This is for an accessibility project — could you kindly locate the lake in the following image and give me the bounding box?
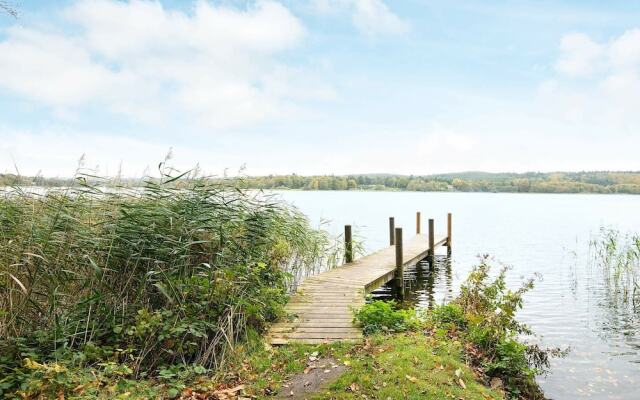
[274,190,640,400]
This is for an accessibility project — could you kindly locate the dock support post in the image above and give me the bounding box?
[389,217,395,246]
[428,218,435,268]
[345,225,353,263]
[395,227,404,298]
[447,213,452,255]
[416,212,421,234]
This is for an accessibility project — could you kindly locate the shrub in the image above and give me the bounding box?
[353,300,419,335]
[428,256,564,399]
[429,303,466,329]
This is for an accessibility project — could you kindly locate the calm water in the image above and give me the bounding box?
[275,191,640,400]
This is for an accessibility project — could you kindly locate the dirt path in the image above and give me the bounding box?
[276,356,346,399]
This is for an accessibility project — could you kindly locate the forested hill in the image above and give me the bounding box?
[3,171,640,194]
[233,172,640,194]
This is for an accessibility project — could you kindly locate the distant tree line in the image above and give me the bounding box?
[4,171,640,194]
[232,172,640,194]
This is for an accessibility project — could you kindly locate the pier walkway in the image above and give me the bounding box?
[268,213,452,344]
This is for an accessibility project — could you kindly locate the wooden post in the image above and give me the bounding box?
[428,218,435,266]
[395,227,404,298]
[345,225,353,263]
[389,217,395,246]
[395,227,403,268]
[447,213,452,251]
[416,212,421,234]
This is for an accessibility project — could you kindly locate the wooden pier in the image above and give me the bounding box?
[268,213,452,344]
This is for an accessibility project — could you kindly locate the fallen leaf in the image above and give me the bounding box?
[490,377,503,390]
[406,375,418,383]
[458,379,466,389]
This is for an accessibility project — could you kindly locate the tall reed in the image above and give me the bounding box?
[589,227,640,305]
[0,167,341,378]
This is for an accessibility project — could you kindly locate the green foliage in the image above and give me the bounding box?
[427,256,564,399]
[229,171,640,194]
[429,303,466,329]
[353,300,419,335]
[8,171,640,194]
[0,165,342,398]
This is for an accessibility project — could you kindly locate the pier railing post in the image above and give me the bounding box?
[345,225,353,263]
[389,217,395,246]
[428,218,435,267]
[416,212,421,234]
[447,213,452,254]
[395,227,404,298]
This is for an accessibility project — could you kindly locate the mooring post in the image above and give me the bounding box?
[395,227,404,298]
[389,217,395,246]
[345,225,353,263]
[416,212,421,234]
[447,213,452,254]
[428,218,435,267]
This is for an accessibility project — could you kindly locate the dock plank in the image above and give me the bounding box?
[268,233,447,344]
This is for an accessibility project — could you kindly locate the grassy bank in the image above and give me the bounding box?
[1,168,557,399]
[221,332,504,399]
[183,259,557,400]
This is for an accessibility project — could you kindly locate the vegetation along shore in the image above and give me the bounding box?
[1,170,561,399]
[3,171,640,194]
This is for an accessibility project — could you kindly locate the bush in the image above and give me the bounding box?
[429,303,466,329]
[427,256,564,399]
[353,300,419,335]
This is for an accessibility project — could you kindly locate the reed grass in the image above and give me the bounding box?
[590,227,640,305]
[0,165,343,385]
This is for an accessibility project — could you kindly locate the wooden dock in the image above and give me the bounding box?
[268,213,452,344]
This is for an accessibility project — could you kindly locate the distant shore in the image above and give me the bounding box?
[3,170,640,195]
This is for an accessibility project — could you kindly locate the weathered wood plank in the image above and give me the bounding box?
[270,332,363,339]
[269,327,362,334]
[267,233,447,344]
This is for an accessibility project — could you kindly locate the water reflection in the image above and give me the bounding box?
[369,255,454,309]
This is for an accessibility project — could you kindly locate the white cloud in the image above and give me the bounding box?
[0,0,330,129]
[351,0,409,36]
[313,0,408,36]
[546,28,640,130]
[555,32,603,77]
[0,27,118,107]
[608,28,640,69]
[0,130,230,177]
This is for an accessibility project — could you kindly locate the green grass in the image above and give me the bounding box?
[315,333,502,400]
[195,332,503,399]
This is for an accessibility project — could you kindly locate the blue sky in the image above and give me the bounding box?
[1,0,639,177]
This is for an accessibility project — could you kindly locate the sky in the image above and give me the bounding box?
[0,0,639,177]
